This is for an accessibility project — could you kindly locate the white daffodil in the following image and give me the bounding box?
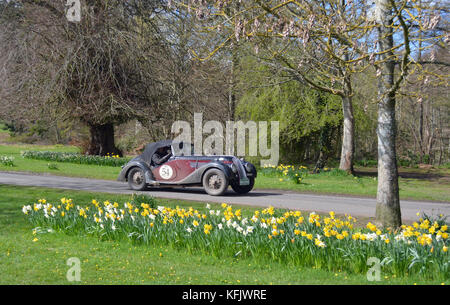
[186,227,192,233]
[206,203,211,209]
[22,206,30,214]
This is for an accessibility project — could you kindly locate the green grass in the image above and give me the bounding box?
[255,173,450,202]
[0,144,120,180]
[0,184,446,285]
[1,144,449,202]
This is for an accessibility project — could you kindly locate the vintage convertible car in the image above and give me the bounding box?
[117,140,257,196]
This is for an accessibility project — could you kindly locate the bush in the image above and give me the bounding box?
[47,163,59,170]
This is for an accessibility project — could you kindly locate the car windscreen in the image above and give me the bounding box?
[171,142,194,156]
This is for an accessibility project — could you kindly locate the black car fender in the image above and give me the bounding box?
[117,160,154,183]
[197,162,233,182]
[243,161,257,178]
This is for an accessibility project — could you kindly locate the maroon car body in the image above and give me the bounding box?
[118,140,257,196]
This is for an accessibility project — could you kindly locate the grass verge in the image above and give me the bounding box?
[1,184,447,285]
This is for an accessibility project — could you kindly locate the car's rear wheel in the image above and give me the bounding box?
[127,167,147,191]
[231,177,255,194]
[202,168,228,196]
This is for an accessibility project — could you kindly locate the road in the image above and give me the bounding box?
[0,171,448,221]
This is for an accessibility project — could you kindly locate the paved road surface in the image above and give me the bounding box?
[0,171,448,221]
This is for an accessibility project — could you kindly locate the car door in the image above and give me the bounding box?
[152,156,198,182]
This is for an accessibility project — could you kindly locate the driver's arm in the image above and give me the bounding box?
[152,151,171,166]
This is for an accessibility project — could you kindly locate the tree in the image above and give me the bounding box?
[1,0,171,155]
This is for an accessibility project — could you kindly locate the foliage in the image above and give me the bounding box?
[47,163,59,170]
[237,66,342,164]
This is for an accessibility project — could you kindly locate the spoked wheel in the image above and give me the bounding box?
[127,167,147,191]
[202,168,229,196]
[230,177,255,194]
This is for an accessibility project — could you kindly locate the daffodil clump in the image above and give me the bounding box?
[21,151,129,167]
[0,155,14,166]
[261,164,311,184]
[23,199,449,280]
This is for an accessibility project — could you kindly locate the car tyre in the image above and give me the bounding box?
[127,167,147,191]
[202,168,229,196]
[230,176,255,194]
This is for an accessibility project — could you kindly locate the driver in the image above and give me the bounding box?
[152,146,172,166]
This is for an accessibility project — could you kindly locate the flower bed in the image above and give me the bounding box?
[23,198,449,280]
[21,151,130,167]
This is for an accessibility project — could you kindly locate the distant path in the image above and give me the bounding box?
[1,171,448,221]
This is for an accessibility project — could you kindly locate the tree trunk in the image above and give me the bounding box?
[87,123,122,157]
[376,95,401,228]
[375,0,401,228]
[339,94,354,173]
[228,41,237,121]
[314,122,333,173]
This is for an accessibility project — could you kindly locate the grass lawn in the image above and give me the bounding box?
[0,144,120,180]
[256,173,450,202]
[0,184,445,285]
[1,143,449,202]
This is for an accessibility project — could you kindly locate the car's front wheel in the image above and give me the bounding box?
[231,177,255,194]
[127,167,147,191]
[202,168,229,196]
